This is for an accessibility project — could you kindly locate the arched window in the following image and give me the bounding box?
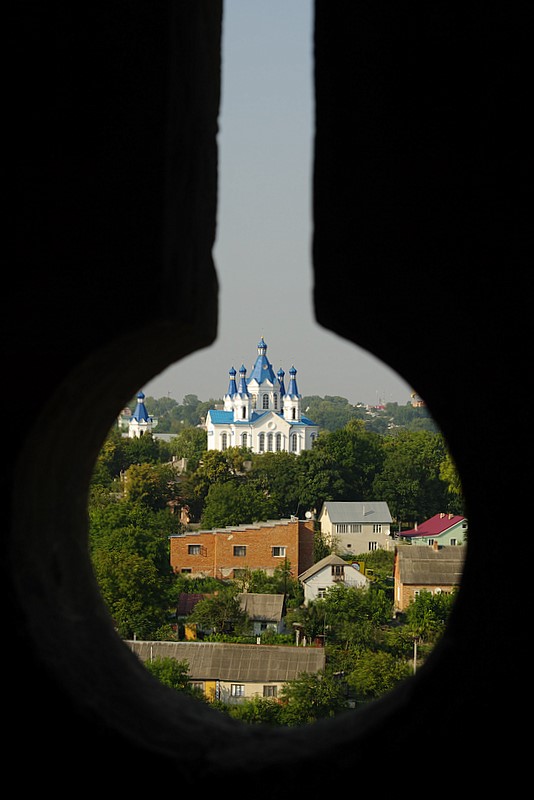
[291,433,298,452]
[292,408,296,420]
[241,433,247,448]
[274,394,278,409]
[259,433,265,452]
[262,394,269,409]
[242,405,247,419]
[221,433,228,451]
[275,433,282,451]
[267,433,273,451]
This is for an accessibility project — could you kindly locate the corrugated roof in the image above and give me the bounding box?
[321,501,392,524]
[238,593,285,622]
[397,545,466,585]
[126,641,325,682]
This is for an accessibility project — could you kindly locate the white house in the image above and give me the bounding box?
[205,337,318,454]
[299,554,371,605]
[319,501,393,554]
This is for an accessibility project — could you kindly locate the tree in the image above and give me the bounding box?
[346,650,411,702]
[200,479,277,529]
[92,549,170,639]
[310,419,385,501]
[189,586,249,635]
[222,696,283,725]
[167,426,207,471]
[279,672,347,726]
[440,450,464,510]
[372,429,449,525]
[405,589,458,643]
[89,500,176,576]
[249,451,301,518]
[144,657,203,698]
[318,584,392,650]
[295,445,346,514]
[123,462,179,511]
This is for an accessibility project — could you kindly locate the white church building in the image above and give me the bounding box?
[127,391,158,438]
[205,338,319,455]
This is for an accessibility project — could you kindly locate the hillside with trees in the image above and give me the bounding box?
[135,392,439,435]
[88,396,463,723]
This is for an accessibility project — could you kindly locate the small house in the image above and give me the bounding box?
[394,544,466,612]
[238,593,286,635]
[127,640,325,704]
[400,513,467,547]
[299,554,371,605]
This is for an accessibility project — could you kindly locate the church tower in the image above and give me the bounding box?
[128,391,156,437]
[283,366,302,422]
[205,337,318,454]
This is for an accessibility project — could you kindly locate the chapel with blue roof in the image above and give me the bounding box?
[205,338,319,454]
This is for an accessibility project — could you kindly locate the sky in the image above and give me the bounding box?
[144,1,413,407]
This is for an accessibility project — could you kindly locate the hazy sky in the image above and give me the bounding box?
[144,1,413,407]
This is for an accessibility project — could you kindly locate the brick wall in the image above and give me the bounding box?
[170,519,315,579]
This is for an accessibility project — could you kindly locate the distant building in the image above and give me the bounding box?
[205,337,318,454]
[319,501,394,553]
[126,391,158,438]
[400,513,467,547]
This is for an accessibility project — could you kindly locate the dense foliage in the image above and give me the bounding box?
[88,395,463,723]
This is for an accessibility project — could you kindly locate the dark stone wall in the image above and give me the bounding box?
[8,2,527,791]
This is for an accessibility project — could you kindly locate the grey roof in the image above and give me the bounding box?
[238,593,285,622]
[126,641,325,682]
[298,553,347,582]
[397,546,466,586]
[321,501,392,524]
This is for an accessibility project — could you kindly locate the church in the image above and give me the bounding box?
[205,338,319,455]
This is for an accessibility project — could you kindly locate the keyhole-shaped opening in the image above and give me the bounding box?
[87,2,465,726]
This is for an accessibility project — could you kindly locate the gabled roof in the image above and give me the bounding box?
[238,593,285,622]
[127,641,325,682]
[298,553,347,581]
[320,501,392,524]
[402,513,466,538]
[396,545,465,586]
[176,593,206,617]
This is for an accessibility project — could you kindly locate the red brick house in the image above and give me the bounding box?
[170,518,315,580]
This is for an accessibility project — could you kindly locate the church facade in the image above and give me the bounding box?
[205,338,318,455]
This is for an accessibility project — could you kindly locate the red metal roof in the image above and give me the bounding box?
[402,513,465,538]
